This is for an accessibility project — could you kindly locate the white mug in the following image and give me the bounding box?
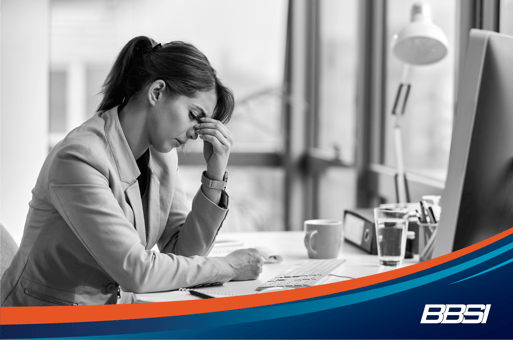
[304,219,343,259]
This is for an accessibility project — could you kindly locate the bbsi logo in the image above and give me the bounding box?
[420,304,491,324]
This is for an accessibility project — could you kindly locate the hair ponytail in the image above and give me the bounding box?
[97,36,234,124]
[98,36,156,111]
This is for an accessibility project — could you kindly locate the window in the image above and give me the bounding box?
[180,166,284,232]
[500,0,513,34]
[86,65,109,118]
[318,0,357,163]
[384,0,456,181]
[316,0,358,218]
[49,70,67,135]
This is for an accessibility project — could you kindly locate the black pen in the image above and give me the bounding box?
[188,289,215,299]
[415,209,422,223]
[428,206,437,224]
[419,201,428,222]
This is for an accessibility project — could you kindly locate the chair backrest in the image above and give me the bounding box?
[1,223,19,279]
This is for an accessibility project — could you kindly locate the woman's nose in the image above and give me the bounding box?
[186,126,198,140]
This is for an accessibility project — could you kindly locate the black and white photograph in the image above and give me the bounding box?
[2,1,513,338]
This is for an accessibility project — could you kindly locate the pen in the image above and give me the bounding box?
[415,210,423,223]
[261,255,283,264]
[188,289,215,299]
[419,201,428,223]
[427,206,437,224]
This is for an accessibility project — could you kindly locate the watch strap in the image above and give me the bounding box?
[201,171,228,190]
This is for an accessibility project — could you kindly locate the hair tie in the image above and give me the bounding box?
[151,43,162,52]
[142,43,161,57]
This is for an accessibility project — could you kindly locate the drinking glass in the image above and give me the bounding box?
[374,207,410,266]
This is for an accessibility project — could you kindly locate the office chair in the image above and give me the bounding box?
[1,223,18,279]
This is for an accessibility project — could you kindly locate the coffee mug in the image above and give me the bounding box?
[304,219,343,259]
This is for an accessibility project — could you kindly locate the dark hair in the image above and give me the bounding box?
[98,36,234,124]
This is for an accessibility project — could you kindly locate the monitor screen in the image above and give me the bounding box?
[434,29,513,257]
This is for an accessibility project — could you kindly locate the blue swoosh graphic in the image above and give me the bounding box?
[451,257,513,284]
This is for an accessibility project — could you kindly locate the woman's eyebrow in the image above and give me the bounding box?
[190,111,203,124]
[192,105,207,118]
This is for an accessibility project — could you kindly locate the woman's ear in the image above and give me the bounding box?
[148,80,166,106]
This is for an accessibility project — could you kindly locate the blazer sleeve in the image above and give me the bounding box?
[157,166,229,256]
[47,143,234,293]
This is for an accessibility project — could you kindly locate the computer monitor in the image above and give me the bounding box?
[433,29,513,258]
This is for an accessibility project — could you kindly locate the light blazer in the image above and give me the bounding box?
[1,107,233,306]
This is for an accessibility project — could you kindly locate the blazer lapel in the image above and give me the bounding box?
[145,172,161,249]
[125,183,147,247]
[101,106,148,247]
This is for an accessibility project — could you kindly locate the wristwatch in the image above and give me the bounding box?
[201,171,228,190]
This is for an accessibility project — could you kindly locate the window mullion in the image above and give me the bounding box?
[482,0,500,31]
[283,0,311,230]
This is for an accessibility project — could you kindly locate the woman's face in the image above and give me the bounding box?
[147,89,217,153]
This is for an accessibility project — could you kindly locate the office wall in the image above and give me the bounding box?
[1,0,50,243]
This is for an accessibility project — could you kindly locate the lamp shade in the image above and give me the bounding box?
[391,2,448,65]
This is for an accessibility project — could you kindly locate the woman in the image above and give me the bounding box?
[1,36,263,306]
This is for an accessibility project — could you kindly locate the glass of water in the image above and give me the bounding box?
[374,207,410,266]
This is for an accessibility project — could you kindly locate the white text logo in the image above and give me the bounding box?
[420,304,491,324]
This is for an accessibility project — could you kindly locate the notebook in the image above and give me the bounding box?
[179,288,245,298]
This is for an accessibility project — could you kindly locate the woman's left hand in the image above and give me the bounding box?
[195,118,233,180]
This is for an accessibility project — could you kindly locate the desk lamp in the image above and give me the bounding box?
[390,2,448,205]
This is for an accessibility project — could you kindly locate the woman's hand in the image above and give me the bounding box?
[195,118,233,181]
[223,248,264,281]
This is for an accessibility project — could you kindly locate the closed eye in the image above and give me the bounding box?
[189,111,202,124]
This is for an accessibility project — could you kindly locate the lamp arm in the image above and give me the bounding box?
[391,64,412,205]
[394,118,407,205]
[392,64,412,115]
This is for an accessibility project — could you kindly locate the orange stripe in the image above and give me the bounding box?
[2,227,512,325]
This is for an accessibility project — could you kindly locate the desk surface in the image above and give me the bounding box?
[133,231,418,303]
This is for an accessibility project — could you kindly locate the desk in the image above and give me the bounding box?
[133,231,418,303]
